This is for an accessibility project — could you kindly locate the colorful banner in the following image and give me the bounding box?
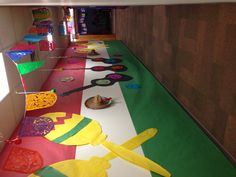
[6,50,33,61]
[17,60,45,75]
[10,43,36,51]
[32,8,50,21]
[23,34,43,43]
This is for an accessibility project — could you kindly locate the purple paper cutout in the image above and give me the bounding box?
[19,117,54,137]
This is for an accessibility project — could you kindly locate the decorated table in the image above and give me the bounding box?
[0,40,235,177]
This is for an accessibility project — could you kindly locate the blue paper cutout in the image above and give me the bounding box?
[23,34,43,42]
[6,50,33,61]
[126,83,141,89]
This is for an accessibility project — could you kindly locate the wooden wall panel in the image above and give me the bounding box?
[115,4,236,160]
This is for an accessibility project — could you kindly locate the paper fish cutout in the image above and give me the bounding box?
[29,128,163,177]
[23,34,43,42]
[6,50,33,61]
[40,112,171,177]
[10,43,36,51]
[26,91,57,111]
[39,40,56,51]
[19,117,54,137]
[17,60,45,75]
[3,146,43,174]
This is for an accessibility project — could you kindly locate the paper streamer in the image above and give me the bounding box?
[26,91,57,111]
[17,60,45,75]
[6,50,33,61]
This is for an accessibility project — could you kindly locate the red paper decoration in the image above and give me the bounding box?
[3,146,43,173]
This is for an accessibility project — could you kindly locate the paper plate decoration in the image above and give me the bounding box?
[29,128,168,177]
[37,112,170,177]
[85,95,112,109]
[6,50,33,61]
[60,76,74,82]
[19,117,54,137]
[17,60,45,75]
[10,43,36,51]
[3,146,43,174]
[60,73,133,96]
[23,34,43,42]
[26,91,57,111]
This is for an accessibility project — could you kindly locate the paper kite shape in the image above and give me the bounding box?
[3,146,43,174]
[17,60,45,75]
[23,34,43,42]
[19,117,54,137]
[29,128,160,177]
[10,43,36,51]
[39,112,171,177]
[6,50,33,61]
[26,91,57,111]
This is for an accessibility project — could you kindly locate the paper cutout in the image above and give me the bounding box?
[26,91,57,111]
[29,27,49,36]
[10,43,36,51]
[32,8,50,21]
[29,128,157,177]
[17,60,45,75]
[6,50,33,61]
[19,117,54,137]
[126,83,141,89]
[23,34,43,42]
[37,112,171,177]
[33,20,52,26]
[91,57,122,64]
[3,146,43,174]
[60,73,133,96]
[39,40,56,51]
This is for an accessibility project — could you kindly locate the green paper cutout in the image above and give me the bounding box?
[17,60,45,75]
[53,117,92,143]
[35,166,67,177]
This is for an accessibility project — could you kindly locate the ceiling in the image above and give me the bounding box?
[0,0,234,6]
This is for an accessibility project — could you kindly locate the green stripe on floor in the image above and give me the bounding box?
[105,40,236,177]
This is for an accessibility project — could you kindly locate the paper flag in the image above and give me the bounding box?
[26,91,57,111]
[6,50,33,61]
[17,60,45,75]
[19,117,54,137]
[3,146,43,174]
[10,43,36,51]
[39,40,56,51]
[23,34,43,42]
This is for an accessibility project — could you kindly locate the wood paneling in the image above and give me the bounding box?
[115,4,236,160]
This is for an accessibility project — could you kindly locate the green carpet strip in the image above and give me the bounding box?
[35,166,67,177]
[53,118,92,143]
[105,40,236,177]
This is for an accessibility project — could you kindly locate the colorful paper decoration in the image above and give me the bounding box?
[19,117,54,137]
[17,60,45,75]
[32,8,50,21]
[39,112,170,177]
[126,83,141,89]
[3,146,43,174]
[91,57,122,64]
[39,40,56,51]
[26,91,57,111]
[29,128,160,177]
[60,73,133,96]
[23,34,43,42]
[29,27,49,36]
[10,43,36,51]
[6,50,33,61]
